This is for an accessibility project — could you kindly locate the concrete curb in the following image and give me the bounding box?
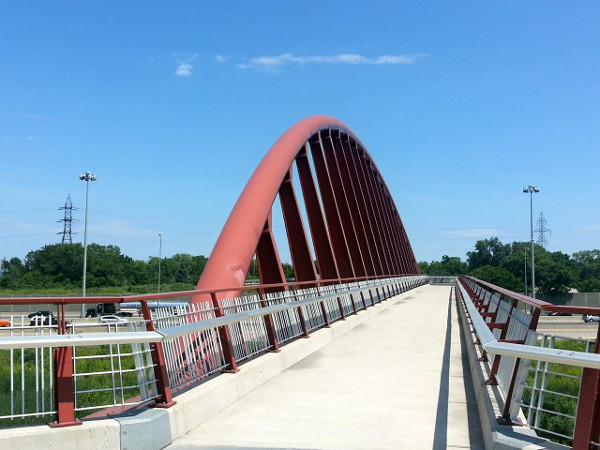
[455,290,569,450]
[0,285,425,450]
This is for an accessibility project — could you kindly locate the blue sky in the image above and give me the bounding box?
[1,1,599,265]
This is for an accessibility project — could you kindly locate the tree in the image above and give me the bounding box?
[24,243,83,285]
[0,257,25,288]
[533,249,576,295]
[467,237,511,271]
[282,263,294,279]
[572,250,600,292]
[419,256,468,275]
[86,244,132,287]
[471,265,521,291]
[171,253,194,284]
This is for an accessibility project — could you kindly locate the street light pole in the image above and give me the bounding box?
[158,232,162,293]
[79,172,97,317]
[524,247,528,296]
[523,185,540,298]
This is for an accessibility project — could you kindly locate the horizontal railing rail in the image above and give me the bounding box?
[0,278,420,350]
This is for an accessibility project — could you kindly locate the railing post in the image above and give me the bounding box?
[210,292,239,372]
[360,290,368,310]
[292,289,310,337]
[572,324,600,449]
[49,346,81,427]
[140,300,176,407]
[49,303,81,427]
[333,284,346,320]
[258,288,280,352]
[317,282,331,327]
[349,293,358,315]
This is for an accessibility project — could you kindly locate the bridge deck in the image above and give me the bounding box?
[168,285,484,449]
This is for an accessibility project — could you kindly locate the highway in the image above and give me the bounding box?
[537,315,599,340]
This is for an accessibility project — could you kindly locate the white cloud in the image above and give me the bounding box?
[174,54,198,77]
[215,55,229,63]
[238,53,425,70]
[175,63,193,77]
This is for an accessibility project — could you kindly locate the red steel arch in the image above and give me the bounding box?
[196,115,419,298]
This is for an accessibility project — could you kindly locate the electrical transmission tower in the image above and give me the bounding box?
[535,212,551,248]
[57,193,78,243]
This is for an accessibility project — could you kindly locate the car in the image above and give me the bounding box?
[28,310,53,319]
[98,314,128,324]
[548,311,572,316]
[0,318,10,327]
[29,315,59,326]
[582,314,600,323]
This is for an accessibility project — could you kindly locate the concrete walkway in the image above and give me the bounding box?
[167,285,484,449]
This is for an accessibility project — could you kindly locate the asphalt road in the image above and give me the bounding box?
[537,315,599,340]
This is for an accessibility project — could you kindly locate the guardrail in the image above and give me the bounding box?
[456,276,600,448]
[0,275,426,428]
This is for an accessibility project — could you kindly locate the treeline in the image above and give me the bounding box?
[0,243,209,292]
[0,243,297,293]
[419,237,600,294]
[4,238,599,296]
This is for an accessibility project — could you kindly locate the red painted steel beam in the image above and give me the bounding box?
[354,148,390,275]
[345,139,379,276]
[333,131,372,277]
[364,162,395,274]
[322,129,365,277]
[295,144,339,281]
[256,213,287,289]
[278,168,318,283]
[348,144,384,275]
[573,325,600,448]
[309,132,355,279]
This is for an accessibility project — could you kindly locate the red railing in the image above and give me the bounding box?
[459,276,600,448]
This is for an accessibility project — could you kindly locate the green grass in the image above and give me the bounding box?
[0,283,196,297]
[0,344,153,428]
[521,339,588,445]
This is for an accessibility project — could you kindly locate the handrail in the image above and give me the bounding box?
[461,275,600,315]
[0,277,424,350]
[457,280,600,369]
[0,274,412,306]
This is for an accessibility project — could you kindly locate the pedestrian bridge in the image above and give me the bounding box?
[1,116,600,448]
[2,276,599,449]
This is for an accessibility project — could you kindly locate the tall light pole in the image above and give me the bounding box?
[524,247,528,296]
[523,185,540,298]
[80,171,97,316]
[158,232,162,293]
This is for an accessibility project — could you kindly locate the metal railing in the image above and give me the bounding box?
[0,318,161,424]
[456,276,600,448]
[0,275,426,427]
